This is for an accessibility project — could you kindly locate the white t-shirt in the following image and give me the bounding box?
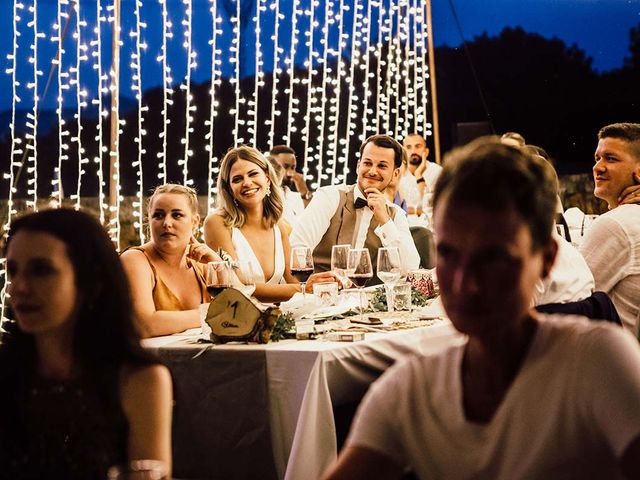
[533,232,594,306]
[347,314,640,479]
[579,204,640,335]
[421,162,443,217]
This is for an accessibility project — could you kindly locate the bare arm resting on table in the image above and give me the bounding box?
[120,250,200,337]
[322,446,403,480]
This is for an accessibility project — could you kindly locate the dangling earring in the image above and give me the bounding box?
[233,197,238,206]
[266,184,271,197]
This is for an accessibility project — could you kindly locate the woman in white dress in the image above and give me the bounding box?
[204,146,335,302]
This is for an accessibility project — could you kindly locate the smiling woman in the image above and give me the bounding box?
[204,146,337,303]
[120,184,223,338]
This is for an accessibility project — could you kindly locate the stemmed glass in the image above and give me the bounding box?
[206,261,232,297]
[377,247,402,312]
[291,246,314,298]
[236,260,257,298]
[346,248,373,321]
[331,244,351,288]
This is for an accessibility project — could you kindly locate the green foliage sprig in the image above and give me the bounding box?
[271,311,295,342]
[368,285,434,312]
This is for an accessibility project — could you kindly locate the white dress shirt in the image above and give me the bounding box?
[282,187,305,228]
[290,184,420,272]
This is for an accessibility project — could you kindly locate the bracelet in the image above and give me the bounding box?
[302,191,313,200]
[416,178,425,184]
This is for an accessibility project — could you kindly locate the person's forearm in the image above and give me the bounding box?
[137,309,200,338]
[253,283,300,303]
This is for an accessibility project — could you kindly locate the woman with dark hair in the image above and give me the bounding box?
[204,146,335,302]
[0,208,173,479]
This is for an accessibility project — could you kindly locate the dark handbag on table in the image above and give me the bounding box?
[205,288,281,344]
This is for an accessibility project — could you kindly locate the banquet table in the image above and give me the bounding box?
[143,320,462,480]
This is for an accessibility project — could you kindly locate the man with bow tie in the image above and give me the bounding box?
[290,135,420,279]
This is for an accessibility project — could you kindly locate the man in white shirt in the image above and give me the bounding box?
[290,135,420,276]
[402,133,442,217]
[580,123,640,335]
[323,137,640,480]
[270,145,312,228]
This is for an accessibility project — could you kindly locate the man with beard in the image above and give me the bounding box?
[290,135,419,275]
[402,133,442,218]
[269,145,311,228]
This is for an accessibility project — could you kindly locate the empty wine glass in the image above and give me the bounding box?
[346,248,373,321]
[377,247,402,312]
[331,244,351,288]
[291,246,314,299]
[236,259,257,297]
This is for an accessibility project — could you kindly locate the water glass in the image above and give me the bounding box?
[330,244,351,288]
[391,283,412,312]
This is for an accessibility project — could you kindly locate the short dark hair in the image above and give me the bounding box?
[598,123,640,160]
[433,137,557,251]
[3,209,158,371]
[270,145,296,156]
[359,134,406,169]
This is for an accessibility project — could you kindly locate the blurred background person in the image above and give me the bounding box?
[1,209,173,479]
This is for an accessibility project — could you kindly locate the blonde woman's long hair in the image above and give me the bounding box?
[216,146,284,228]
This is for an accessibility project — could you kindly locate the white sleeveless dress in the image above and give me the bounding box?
[231,225,285,285]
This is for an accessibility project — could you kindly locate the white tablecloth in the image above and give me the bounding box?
[144,321,463,479]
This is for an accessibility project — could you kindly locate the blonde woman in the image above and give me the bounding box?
[121,184,221,337]
[204,146,335,303]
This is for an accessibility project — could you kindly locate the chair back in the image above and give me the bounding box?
[410,226,436,269]
[535,291,622,326]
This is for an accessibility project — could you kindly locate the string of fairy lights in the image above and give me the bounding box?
[0,0,434,311]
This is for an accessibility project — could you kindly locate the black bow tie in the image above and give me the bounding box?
[354,197,369,209]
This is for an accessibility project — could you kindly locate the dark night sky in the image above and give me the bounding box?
[0,0,638,112]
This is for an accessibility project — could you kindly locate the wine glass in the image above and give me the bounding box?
[331,244,351,288]
[206,261,232,297]
[236,259,257,297]
[377,247,402,312]
[291,246,314,299]
[346,248,373,320]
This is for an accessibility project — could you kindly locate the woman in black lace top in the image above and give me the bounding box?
[1,209,173,479]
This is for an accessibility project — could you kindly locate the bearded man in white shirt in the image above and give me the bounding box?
[290,135,420,277]
[402,133,442,217]
[580,122,640,335]
[270,145,312,228]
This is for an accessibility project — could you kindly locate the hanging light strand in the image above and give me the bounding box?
[360,0,374,140]
[382,0,395,134]
[421,0,431,136]
[73,1,85,209]
[374,0,386,134]
[131,0,146,242]
[301,0,316,179]
[268,0,282,147]
[341,0,362,181]
[314,0,334,188]
[284,0,300,144]
[206,0,222,213]
[55,1,68,208]
[329,0,346,184]
[157,0,173,182]
[93,0,107,223]
[180,0,194,185]
[392,0,402,138]
[231,0,242,145]
[250,0,264,146]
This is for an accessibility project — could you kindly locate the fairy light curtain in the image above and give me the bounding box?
[1,0,433,243]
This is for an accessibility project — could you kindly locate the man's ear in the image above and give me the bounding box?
[541,236,558,280]
[424,147,430,159]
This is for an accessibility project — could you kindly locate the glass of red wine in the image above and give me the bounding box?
[290,246,314,299]
[206,261,232,297]
[346,248,373,320]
